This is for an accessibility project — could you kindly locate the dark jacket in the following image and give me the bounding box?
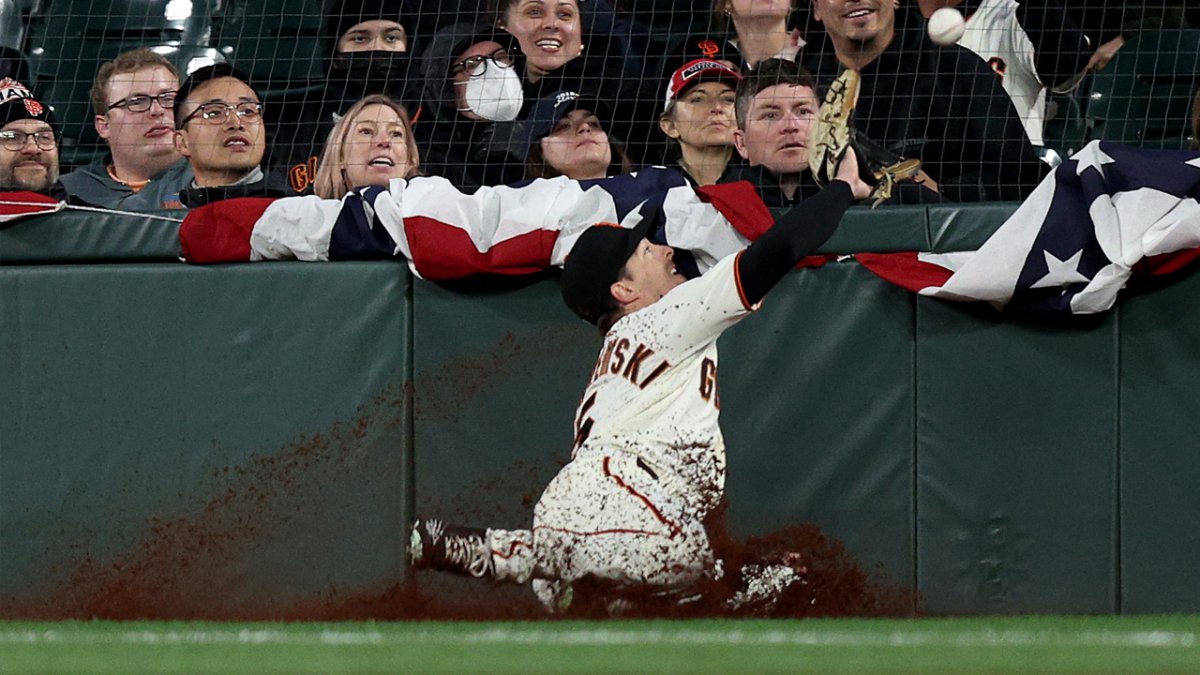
[804,8,1049,202]
[417,22,527,191]
[178,167,299,209]
[721,161,944,208]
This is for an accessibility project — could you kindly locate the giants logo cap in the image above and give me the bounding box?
[662,58,742,109]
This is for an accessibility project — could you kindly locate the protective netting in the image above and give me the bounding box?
[5,0,1199,198]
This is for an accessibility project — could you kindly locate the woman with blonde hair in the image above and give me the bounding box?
[314,94,420,199]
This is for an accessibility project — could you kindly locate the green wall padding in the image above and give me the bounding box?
[1118,277,1200,612]
[721,262,917,600]
[915,301,1119,614]
[0,262,412,619]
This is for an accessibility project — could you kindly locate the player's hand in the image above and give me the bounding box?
[834,145,872,201]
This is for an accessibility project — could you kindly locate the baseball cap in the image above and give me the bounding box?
[173,63,256,128]
[510,89,610,160]
[561,216,657,325]
[0,78,55,130]
[662,58,742,110]
[667,34,739,69]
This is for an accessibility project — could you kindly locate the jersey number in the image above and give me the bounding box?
[574,392,597,450]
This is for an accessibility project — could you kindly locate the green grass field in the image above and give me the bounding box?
[3,616,1200,674]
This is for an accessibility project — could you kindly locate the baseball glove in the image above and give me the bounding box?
[808,69,923,208]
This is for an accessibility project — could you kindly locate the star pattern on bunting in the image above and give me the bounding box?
[1073,143,1117,176]
[1030,249,1090,289]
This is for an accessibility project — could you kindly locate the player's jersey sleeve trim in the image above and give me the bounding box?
[733,250,753,311]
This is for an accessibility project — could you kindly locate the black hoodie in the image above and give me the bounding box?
[804,8,1048,202]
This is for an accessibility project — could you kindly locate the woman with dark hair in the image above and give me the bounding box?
[711,0,808,69]
[313,95,420,199]
[521,91,632,180]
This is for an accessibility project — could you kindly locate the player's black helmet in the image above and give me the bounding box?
[560,217,657,326]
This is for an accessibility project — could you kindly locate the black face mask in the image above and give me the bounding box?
[326,50,417,107]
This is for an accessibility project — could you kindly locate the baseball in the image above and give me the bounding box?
[927,7,966,46]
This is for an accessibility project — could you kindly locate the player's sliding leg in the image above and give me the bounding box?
[407,519,535,583]
[530,452,720,612]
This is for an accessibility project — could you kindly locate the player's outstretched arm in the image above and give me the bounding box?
[737,149,868,305]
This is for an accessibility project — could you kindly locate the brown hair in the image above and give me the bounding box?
[734,57,817,130]
[91,48,180,115]
[313,95,422,199]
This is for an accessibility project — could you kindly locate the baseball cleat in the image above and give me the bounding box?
[408,518,495,578]
[724,553,809,616]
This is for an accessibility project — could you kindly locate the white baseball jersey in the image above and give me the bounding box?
[957,0,1045,146]
[488,252,755,602]
[569,250,754,515]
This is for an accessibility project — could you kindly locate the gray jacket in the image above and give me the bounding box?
[60,156,193,210]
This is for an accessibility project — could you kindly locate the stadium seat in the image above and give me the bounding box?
[211,0,328,95]
[1085,29,1200,149]
[0,0,23,52]
[22,0,218,169]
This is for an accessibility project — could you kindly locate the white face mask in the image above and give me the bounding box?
[461,62,524,122]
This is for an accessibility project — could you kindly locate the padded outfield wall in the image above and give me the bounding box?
[1,204,1198,619]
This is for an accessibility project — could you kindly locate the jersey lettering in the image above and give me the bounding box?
[699,358,720,408]
[610,338,630,376]
[591,338,671,389]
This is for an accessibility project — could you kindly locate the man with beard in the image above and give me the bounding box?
[0,78,62,196]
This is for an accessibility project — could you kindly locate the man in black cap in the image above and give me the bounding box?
[173,64,298,207]
[408,141,871,615]
[0,78,61,195]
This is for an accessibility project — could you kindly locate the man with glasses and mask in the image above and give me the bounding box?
[419,22,526,190]
[173,64,298,208]
[60,49,193,209]
[0,78,62,196]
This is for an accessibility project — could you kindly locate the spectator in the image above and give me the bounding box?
[274,0,419,181]
[488,0,657,165]
[313,95,420,199]
[173,64,298,208]
[0,79,60,196]
[493,0,583,85]
[658,58,742,186]
[711,0,809,68]
[59,48,192,210]
[916,0,1091,148]
[728,59,939,206]
[805,0,1047,201]
[519,91,632,180]
[418,22,526,190]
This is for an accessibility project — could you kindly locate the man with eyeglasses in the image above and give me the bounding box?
[0,78,62,196]
[60,48,193,210]
[173,64,298,208]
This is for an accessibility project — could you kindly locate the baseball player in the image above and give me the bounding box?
[408,148,871,614]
